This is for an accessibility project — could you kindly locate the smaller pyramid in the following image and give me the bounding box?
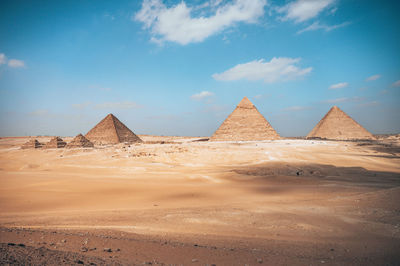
[44,137,67,148]
[307,106,375,140]
[66,134,94,148]
[21,139,43,149]
[85,114,142,144]
[210,97,280,141]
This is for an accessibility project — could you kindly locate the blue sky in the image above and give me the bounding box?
[0,0,399,137]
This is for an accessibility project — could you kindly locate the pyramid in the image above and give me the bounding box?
[307,106,375,140]
[66,134,94,148]
[85,114,142,144]
[21,139,43,149]
[210,97,280,141]
[44,136,67,148]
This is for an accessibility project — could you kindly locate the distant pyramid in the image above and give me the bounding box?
[21,139,43,149]
[307,106,375,140]
[210,97,280,141]
[66,134,94,148]
[44,136,67,148]
[85,114,142,144]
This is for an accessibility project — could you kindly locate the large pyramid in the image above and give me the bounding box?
[85,114,142,144]
[210,97,280,141]
[307,106,375,140]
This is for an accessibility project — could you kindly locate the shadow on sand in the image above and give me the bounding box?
[229,162,400,190]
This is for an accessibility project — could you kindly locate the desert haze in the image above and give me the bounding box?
[0,134,399,265]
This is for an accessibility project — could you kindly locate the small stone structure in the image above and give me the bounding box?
[21,139,43,149]
[66,134,94,148]
[44,137,67,148]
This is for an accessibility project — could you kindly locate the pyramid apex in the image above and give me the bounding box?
[330,106,344,113]
[237,97,254,108]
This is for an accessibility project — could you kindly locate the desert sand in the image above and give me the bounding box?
[0,135,400,265]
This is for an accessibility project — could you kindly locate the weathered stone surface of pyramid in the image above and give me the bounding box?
[44,137,67,148]
[85,114,142,144]
[210,97,280,141]
[66,134,94,148]
[21,139,43,149]
[307,106,376,140]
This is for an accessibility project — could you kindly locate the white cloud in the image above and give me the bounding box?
[191,91,214,100]
[0,53,26,68]
[95,101,142,109]
[297,21,350,34]
[134,0,267,45]
[0,53,6,65]
[329,82,348,89]
[8,59,25,68]
[392,80,400,87]
[277,0,335,23]
[213,57,312,83]
[366,74,381,81]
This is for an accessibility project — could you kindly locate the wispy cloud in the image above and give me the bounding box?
[282,105,311,111]
[202,103,229,115]
[213,57,312,83]
[329,82,348,89]
[89,85,112,91]
[146,114,181,121]
[8,59,25,68]
[72,102,92,110]
[0,53,6,65]
[392,80,400,87]
[104,13,115,21]
[29,109,49,116]
[357,101,379,107]
[191,91,214,100]
[0,53,25,68]
[277,0,335,23]
[254,94,269,99]
[380,89,389,95]
[366,74,381,81]
[134,0,267,45]
[297,21,350,34]
[95,101,143,109]
[322,96,364,104]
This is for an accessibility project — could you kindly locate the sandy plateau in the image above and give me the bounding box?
[0,135,400,265]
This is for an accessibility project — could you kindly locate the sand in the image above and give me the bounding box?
[0,135,399,265]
